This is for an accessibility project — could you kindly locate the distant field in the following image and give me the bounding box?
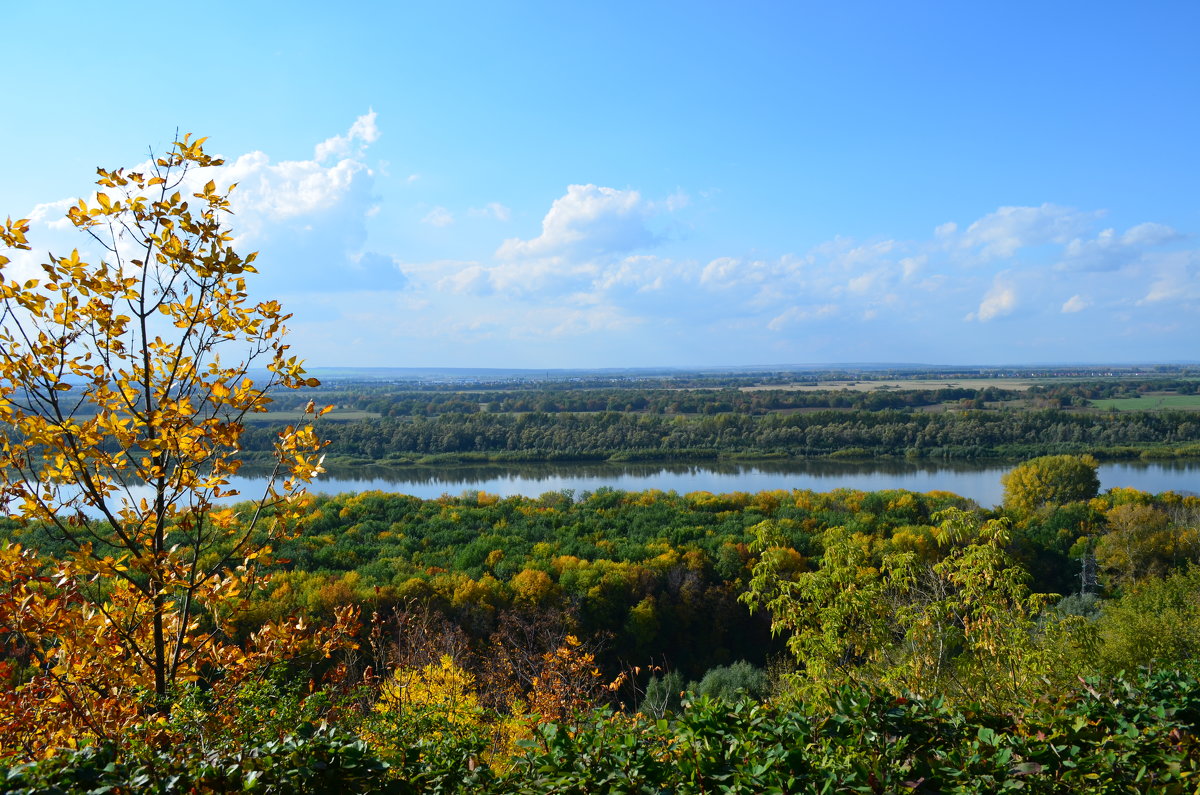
[742,377,1053,392]
[259,409,381,421]
[1090,394,1200,412]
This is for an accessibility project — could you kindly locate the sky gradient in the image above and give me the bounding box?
[4,2,1199,368]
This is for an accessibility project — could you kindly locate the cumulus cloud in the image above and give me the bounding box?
[955,204,1096,261]
[496,184,658,262]
[2,112,378,290]
[700,257,767,288]
[219,151,369,226]
[973,274,1018,321]
[593,255,678,293]
[1058,222,1180,272]
[430,184,679,299]
[1061,294,1089,313]
[17,130,1200,365]
[325,195,1200,363]
[198,112,383,292]
[313,109,380,162]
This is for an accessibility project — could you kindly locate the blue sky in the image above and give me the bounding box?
[4,2,1199,368]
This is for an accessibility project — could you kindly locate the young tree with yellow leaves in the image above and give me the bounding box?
[0,135,343,753]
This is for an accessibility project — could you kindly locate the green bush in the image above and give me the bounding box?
[0,724,395,794]
[691,661,769,702]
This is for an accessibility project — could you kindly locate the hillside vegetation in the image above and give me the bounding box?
[5,455,1200,791]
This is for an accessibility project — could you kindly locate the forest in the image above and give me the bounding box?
[231,373,1200,467]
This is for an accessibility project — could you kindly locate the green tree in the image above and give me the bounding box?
[743,509,1075,707]
[1095,566,1200,673]
[1095,503,1200,588]
[1002,454,1100,514]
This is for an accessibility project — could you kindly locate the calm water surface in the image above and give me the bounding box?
[44,460,1200,514]
[259,459,1200,508]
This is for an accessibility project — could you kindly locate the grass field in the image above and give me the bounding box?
[1090,394,1200,411]
[257,409,381,421]
[741,377,1056,392]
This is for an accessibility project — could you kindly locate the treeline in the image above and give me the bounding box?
[241,407,1200,462]
[266,384,1020,417]
[1030,377,1200,401]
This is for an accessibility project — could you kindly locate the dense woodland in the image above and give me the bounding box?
[233,373,1200,467]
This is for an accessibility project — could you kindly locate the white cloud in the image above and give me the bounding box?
[21,135,1200,367]
[1058,221,1180,272]
[900,256,925,280]
[310,194,1200,364]
[221,151,370,224]
[1121,222,1179,247]
[194,113,382,291]
[660,190,690,212]
[847,271,878,294]
[1061,294,1088,313]
[435,263,492,294]
[974,275,1018,321]
[1142,279,1180,305]
[428,184,679,299]
[422,206,454,227]
[957,204,1096,261]
[594,255,677,293]
[496,184,658,262]
[700,257,764,287]
[313,109,380,162]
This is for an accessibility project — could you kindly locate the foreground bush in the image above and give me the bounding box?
[5,667,1198,793]
[0,725,395,795]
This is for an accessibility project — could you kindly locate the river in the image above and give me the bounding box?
[26,459,1200,514]
[246,459,1200,508]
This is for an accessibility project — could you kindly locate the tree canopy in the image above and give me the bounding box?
[1001,454,1100,513]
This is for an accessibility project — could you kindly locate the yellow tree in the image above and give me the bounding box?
[0,136,335,743]
[1001,454,1100,515]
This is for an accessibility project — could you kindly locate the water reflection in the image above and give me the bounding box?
[31,459,1200,515]
[248,458,1200,508]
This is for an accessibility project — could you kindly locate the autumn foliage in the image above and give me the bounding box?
[0,136,343,758]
